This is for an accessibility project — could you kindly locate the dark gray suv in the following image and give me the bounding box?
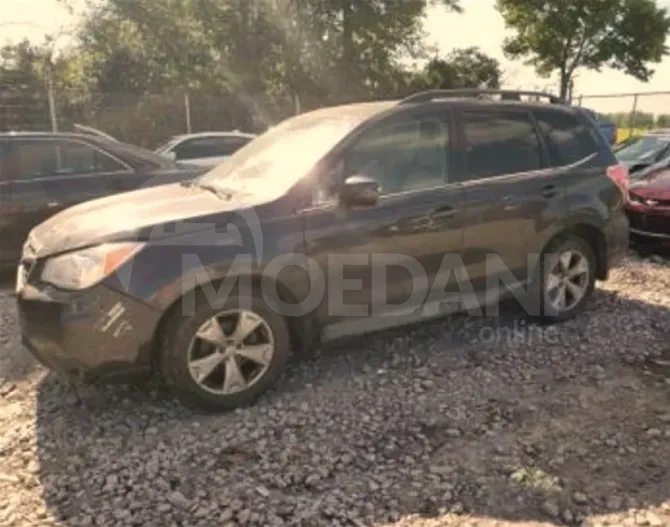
[16,89,630,411]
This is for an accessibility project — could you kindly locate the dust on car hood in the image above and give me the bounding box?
[27,181,264,259]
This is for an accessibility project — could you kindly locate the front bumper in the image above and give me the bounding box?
[626,206,670,242]
[17,282,162,383]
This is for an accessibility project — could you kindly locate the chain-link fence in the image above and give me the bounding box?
[575,91,670,143]
[6,85,670,147]
[0,87,299,149]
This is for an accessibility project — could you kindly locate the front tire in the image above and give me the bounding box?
[160,289,291,412]
[528,235,597,323]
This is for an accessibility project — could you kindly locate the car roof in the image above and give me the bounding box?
[289,100,400,122]
[1,131,101,138]
[169,131,257,140]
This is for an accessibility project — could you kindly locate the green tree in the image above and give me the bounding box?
[0,40,51,131]
[496,0,670,100]
[408,47,501,93]
[656,114,670,128]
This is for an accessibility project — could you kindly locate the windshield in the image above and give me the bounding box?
[614,135,670,162]
[195,112,368,199]
[154,137,181,153]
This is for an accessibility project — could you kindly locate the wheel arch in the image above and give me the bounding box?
[540,220,608,280]
[149,273,317,369]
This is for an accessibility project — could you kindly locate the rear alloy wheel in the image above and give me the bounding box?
[545,249,591,313]
[530,235,597,323]
[161,292,291,412]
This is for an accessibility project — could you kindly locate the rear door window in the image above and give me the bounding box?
[533,109,599,167]
[14,139,127,180]
[460,110,543,180]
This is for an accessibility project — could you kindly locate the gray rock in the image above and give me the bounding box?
[646,428,662,438]
[541,499,560,518]
[562,508,575,524]
[572,491,589,505]
[168,491,191,510]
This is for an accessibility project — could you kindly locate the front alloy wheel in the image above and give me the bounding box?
[161,291,291,412]
[187,310,275,395]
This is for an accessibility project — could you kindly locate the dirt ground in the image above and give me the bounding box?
[1,251,670,527]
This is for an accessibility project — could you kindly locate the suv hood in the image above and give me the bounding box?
[27,182,264,259]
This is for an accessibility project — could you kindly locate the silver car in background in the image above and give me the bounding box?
[155,131,256,168]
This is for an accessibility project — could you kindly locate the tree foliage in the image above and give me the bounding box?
[1,0,509,145]
[496,0,670,99]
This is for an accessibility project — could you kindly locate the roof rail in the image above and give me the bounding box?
[399,89,564,105]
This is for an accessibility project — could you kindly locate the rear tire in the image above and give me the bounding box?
[160,289,291,412]
[527,235,597,323]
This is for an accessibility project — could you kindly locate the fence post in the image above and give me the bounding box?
[46,67,58,132]
[294,93,301,115]
[629,93,639,130]
[184,92,192,133]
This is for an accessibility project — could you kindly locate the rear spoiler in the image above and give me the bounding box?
[74,124,119,143]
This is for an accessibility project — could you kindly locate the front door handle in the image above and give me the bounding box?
[502,194,522,210]
[429,205,457,220]
[47,201,60,208]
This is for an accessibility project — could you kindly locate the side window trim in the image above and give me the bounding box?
[527,110,551,169]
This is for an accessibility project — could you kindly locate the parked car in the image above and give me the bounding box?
[613,132,670,179]
[626,167,670,243]
[16,89,629,411]
[0,131,206,270]
[155,131,256,167]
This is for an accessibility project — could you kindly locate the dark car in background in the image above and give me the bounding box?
[15,89,629,412]
[0,132,206,269]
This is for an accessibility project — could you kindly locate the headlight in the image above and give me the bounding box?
[41,242,145,290]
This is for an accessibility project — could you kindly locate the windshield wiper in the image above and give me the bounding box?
[195,181,234,200]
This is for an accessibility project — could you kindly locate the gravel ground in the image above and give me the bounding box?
[2,251,670,527]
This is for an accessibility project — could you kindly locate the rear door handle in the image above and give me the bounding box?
[47,201,60,208]
[429,204,457,220]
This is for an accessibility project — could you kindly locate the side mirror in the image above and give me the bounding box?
[166,151,177,161]
[339,175,380,207]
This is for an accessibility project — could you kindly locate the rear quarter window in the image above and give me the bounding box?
[533,109,601,167]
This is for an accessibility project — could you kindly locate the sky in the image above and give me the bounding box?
[3,0,670,114]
